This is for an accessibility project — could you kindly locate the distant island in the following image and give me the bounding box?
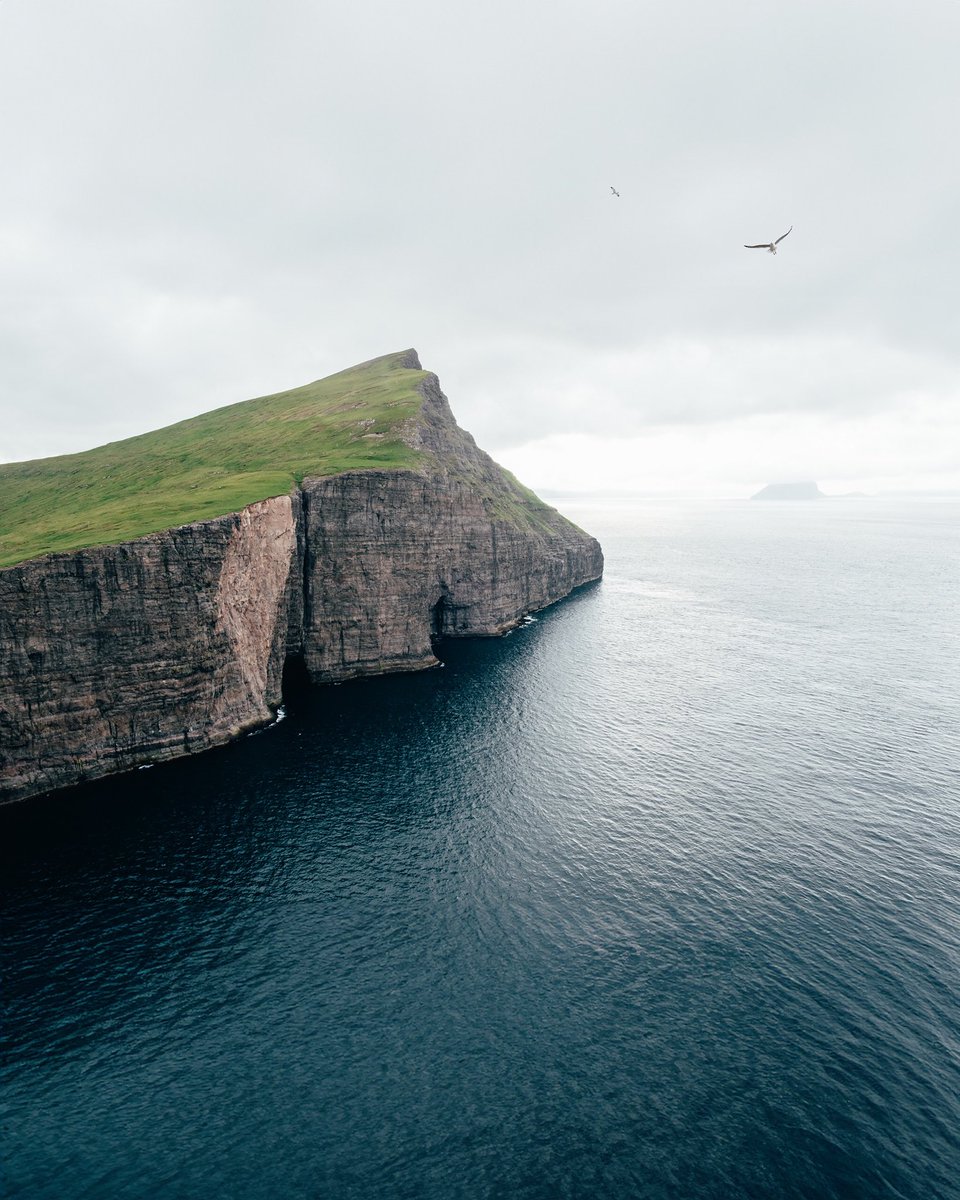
[751,481,825,501]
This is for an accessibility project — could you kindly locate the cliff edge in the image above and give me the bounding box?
[0,352,603,804]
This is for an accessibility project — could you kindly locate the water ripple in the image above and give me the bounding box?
[3,499,959,1199]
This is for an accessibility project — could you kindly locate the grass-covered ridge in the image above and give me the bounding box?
[0,350,429,567]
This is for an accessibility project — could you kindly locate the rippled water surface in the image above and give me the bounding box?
[3,498,960,1199]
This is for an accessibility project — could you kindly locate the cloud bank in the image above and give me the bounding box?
[1,0,958,493]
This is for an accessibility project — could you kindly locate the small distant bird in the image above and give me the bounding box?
[610,186,620,197]
[745,225,792,254]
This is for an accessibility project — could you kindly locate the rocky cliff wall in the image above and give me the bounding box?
[0,372,602,805]
[301,365,604,682]
[0,495,301,803]
[302,468,600,681]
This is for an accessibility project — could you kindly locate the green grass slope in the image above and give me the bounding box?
[0,350,430,567]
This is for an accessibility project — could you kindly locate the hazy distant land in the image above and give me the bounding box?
[751,482,825,501]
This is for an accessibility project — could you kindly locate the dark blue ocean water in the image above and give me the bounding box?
[3,498,959,1200]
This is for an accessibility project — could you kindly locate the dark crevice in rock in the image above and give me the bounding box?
[299,485,312,643]
[430,586,452,640]
[281,652,312,704]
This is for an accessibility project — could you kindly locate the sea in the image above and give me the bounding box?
[2,497,959,1200]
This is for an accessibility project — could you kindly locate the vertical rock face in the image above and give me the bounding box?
[0,496,301,802]
[301,368,603,682]
[210,494,302,729]
[0,366,602,805]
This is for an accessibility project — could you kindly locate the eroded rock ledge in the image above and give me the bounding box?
[0,369,602,804]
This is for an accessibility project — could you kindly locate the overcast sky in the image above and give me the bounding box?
[1,0,958,496]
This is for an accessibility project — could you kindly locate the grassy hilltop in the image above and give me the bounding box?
[0,351,430,568]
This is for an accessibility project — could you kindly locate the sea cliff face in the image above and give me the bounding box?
[0,495,301,803]
[302,373,602,681]
[0,367,602,804]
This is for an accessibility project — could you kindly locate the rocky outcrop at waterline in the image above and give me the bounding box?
[0,354,602,805]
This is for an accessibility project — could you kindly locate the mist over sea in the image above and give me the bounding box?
[3,497,959,1200]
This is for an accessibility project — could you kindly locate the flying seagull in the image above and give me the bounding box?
[610,186,620,197]
[745,225,792,254]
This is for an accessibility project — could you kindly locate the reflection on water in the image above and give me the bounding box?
[3,501,959,1200]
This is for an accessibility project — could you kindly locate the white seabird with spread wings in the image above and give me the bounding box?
[745,225,793,254]
[744,225,792,254]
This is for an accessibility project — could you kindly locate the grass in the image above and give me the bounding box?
[486,468,562,534]
[0,350,429,567]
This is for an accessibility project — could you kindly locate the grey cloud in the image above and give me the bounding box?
[1,0,958,466]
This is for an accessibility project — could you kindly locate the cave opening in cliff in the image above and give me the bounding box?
[281,653,312,705]
[430,593,451,641]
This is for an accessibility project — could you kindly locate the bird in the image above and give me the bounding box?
[744,225,792,254]
[610,186,620,197]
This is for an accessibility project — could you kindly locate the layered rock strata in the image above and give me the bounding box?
[0,367,602,805]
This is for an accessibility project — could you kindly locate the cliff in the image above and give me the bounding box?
[0,352,602,805]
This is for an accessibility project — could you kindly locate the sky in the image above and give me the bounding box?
[1,0,958,497]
